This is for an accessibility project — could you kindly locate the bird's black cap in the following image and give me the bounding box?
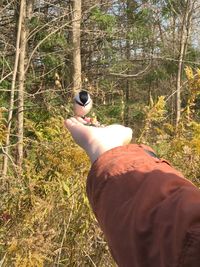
[79,90,89,105]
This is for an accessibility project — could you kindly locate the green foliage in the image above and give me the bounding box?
[29,16,43,30]
[40,34,67,52]
[127,26,152,41]
[91,7,116,33]
[0,80,11,90]
[96,103,122,125]
[43,54,61,68]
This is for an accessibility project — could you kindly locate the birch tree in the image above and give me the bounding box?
[71,0,82,93]
[17,0,27,171]
[176,0,196,127]
[2,1,25,177]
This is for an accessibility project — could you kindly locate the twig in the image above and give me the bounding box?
[108,62,151,78]
[0,72,13,84]
[0,252,7,267]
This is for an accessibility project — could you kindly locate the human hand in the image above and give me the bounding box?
[64,117,133,163]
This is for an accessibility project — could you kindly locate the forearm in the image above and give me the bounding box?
[86,144,200,267]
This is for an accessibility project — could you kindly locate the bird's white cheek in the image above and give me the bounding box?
[84,103,92,114]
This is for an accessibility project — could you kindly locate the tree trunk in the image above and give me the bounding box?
[72,0,82,93]
[176,26,185,127]
[176,0,194,127]
[124,0,132,126]
[17,0,27,172]
[2,2,25,177]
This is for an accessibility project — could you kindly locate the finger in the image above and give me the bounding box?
[70,117,83,124]
[76,116,88,124]
[64,118,75,130]
[64,117,87,131]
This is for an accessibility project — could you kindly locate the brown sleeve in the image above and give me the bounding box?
[86,144,200,267]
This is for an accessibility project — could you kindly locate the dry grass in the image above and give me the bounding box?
[0,117,115,266]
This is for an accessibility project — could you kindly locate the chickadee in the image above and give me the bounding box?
[73,90,93,117]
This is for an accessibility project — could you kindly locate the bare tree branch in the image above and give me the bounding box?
[108,62,151,78]
[0,71,13,84]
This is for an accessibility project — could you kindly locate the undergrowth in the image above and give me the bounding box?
[0,117,114,266]
[1,67,200,266]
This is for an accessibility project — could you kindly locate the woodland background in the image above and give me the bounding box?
[0,0,200,266]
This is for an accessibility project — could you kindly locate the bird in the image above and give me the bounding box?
[73,90,93,117]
